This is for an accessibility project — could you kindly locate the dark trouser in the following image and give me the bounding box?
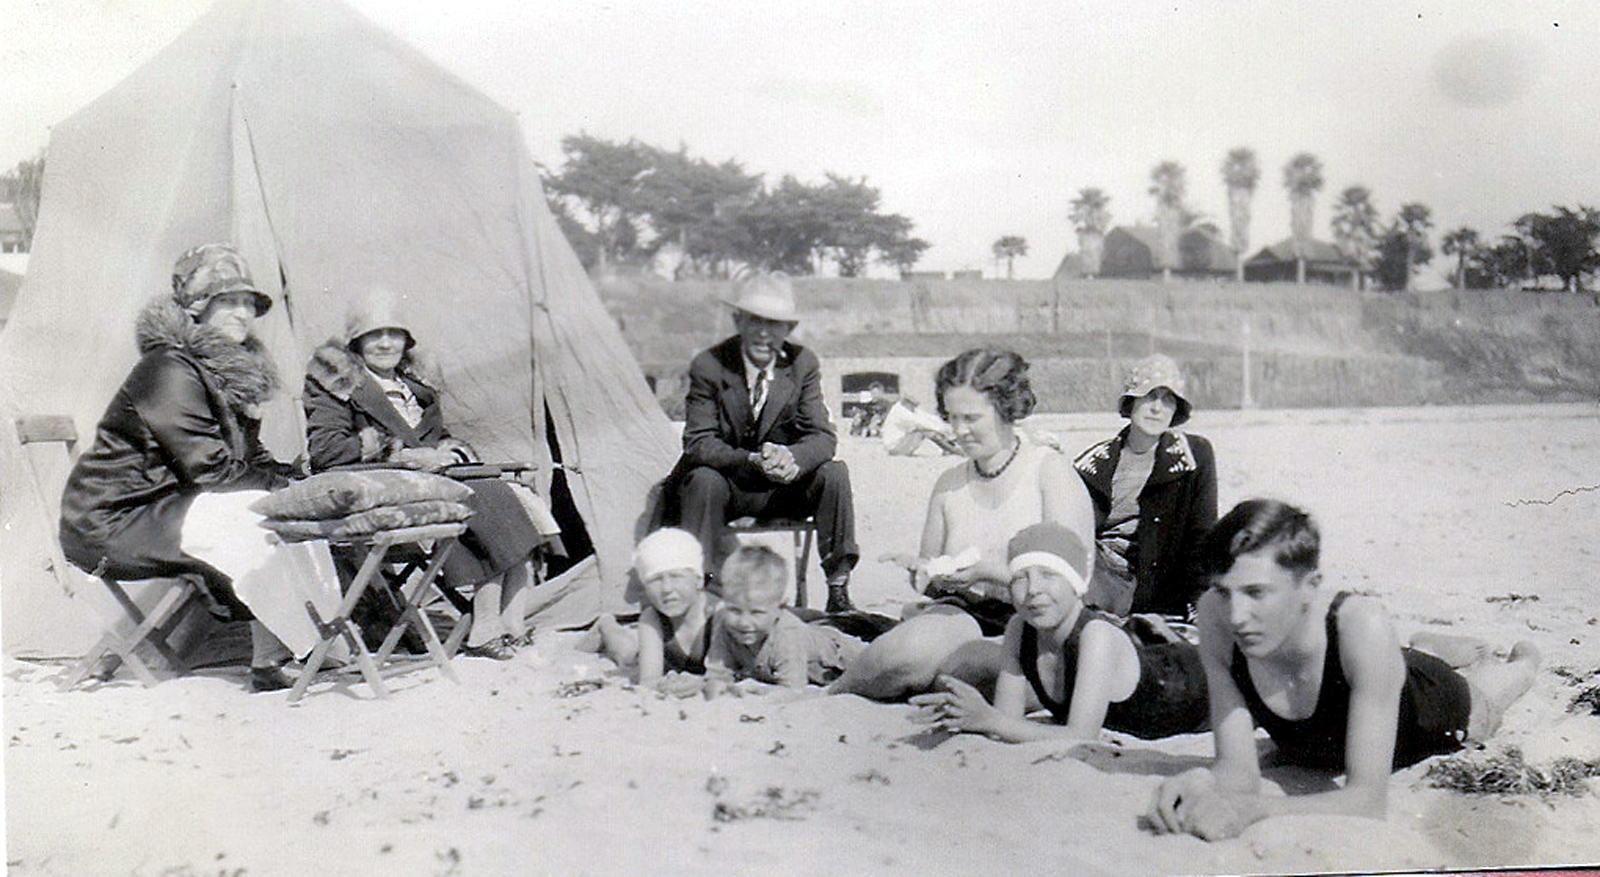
[673,460,859,581]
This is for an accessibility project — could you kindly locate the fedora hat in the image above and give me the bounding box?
[722,271,798,323]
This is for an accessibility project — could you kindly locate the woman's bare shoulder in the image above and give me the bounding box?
[929,461,970,495]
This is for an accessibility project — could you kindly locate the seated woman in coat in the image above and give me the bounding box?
[59,243,344,692]
[1074,354,1217,619]
[303,291,554,660]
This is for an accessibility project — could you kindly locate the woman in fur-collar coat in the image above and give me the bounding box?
[59,243,341,692]
[303,292,552,660]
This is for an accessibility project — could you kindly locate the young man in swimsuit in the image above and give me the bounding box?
[1150,499,1540,841]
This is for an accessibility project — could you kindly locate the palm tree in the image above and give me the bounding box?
[1331,186,1380,290]
[1069,188,1112,278]
[992,235,1028,279]
[1221,148,1260,281]
[1396,203,1434,291]
[1283,153,1325,284]
[1148,161,1186,282]
[1440,226,1481,289]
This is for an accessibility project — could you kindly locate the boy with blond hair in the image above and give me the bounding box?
[705,545,864,693]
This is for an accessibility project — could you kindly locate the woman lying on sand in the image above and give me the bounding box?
[911,522,1208,742]
[1149,499,1540,841]
[829,349,1094,701]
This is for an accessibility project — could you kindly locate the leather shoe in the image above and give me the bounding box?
[462,635,516,661]
[250,665,294,693]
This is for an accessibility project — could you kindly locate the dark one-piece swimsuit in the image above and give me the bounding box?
[660,612,711,675]
[1229,591,1472,771]
[1020,608,1209,739]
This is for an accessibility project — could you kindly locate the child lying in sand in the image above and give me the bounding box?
[910,522,1208,742]
[704,545,866,696]
[1149,499,1540,841]
[595,528,715,697]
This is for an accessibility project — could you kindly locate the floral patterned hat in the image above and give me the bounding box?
[1118,353,1192,426]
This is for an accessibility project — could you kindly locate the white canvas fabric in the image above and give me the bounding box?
[0,0,676,656]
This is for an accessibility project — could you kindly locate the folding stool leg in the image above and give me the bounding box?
[374,538,460,684]
[61,579,193,689]
[290,542,392,704]
[795,527,816,609]
[105,580,192,675]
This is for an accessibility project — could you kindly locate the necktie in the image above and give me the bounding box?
[750,369,769,420]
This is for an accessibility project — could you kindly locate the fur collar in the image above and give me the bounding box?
[305,339,435,402]
[135,297,280,410]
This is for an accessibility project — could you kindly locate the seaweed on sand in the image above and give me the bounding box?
[1426,746,1600,797]
[1571,684,1600,716]
[711,787,819,822]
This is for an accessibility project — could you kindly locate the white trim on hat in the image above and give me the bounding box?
[1009,550,1088,596]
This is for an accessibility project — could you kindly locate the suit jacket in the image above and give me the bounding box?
[1074,428,1218,616]
[673,335,836,490]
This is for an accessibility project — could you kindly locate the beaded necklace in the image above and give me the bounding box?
[973,437,1022,480]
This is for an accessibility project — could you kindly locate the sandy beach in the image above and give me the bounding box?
[6,404,1600,876]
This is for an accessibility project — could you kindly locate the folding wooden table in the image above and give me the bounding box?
[282,522,467,704]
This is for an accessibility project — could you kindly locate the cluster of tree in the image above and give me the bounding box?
[0,152,45,251]
[1445,208,1600,292]
[542,134,928,278]
[1065,146,1600,293]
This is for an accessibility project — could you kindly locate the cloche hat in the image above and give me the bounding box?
[171,243,272,318]
[1118,353,1192,426]
[1007,522,1093,596]
[344,286,417,351]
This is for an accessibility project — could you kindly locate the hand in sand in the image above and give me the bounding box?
[656,672,704,699]
[908,675,1003,737]
[1150,768,1251,841]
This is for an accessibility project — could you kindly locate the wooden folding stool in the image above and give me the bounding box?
[284,523,467,704]
[59,575,201,689]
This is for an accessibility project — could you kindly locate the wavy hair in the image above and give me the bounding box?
[1196,499,1320,580]
[935,348,1036,424]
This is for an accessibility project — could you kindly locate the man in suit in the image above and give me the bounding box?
[666,272,858,613]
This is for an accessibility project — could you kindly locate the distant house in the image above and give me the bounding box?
[900,270,945,281]
[0,203,25,254]
[950,269,983,280]
[1177,225,1237,277]
[1052,251,1085,280]
[1099,225,1236,279]
[1100,226,1160,278]
[1243,238,1359,286]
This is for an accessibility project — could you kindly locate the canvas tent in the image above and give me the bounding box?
[0,0,678,657]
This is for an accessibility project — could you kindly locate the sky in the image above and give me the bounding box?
[3,0,1598,281]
